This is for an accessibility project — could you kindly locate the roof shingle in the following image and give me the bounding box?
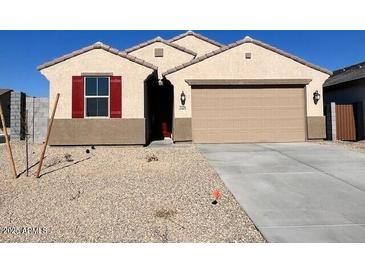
[324,61,365,87]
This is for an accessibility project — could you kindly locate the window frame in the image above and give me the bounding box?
[84,76,110,118]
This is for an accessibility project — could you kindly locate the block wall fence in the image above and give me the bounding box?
[9,91,48,144]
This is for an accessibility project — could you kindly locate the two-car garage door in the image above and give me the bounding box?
[191,86,306,143]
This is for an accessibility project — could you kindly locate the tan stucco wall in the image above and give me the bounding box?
[171,36,220,57]
[166,42,330,119]
[307,116,326,139]
[40,49,154,119]
[173,118,192,141]
[128,42,194,78]
[49,118,146,145]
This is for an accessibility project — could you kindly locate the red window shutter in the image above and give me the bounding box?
[72,76,84,118]
[110,76,122,118]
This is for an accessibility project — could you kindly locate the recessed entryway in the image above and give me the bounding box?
[146,76,174,142]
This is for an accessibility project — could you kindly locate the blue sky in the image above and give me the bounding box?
[1,30,365,97]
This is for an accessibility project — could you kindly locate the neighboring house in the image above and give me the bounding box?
[324,62,365,140]
[38,31,332,145]
[0,88,49,143]
[0,89,12,130]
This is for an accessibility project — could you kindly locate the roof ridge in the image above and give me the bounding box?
[123,36,197,56]
[37,42,158,71]
[168,30,225,47]
[163,36,332,76]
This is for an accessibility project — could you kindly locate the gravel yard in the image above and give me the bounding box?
[317,140,365,153]
[0,141,264,243]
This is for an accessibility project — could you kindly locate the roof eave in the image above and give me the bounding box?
[37,42,158,71]
[0,89,13,96]
[324,76,365,88]
[163,37,332,77]
[252,39,332,75]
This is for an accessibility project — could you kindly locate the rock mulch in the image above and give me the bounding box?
[317,140,365,154]
[0,141,265,243]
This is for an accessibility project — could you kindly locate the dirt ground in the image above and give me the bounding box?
[0,141,265,243]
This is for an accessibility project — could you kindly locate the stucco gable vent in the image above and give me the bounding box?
[155,48,164,57]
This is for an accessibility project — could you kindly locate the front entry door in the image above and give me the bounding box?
[149,81,173,140]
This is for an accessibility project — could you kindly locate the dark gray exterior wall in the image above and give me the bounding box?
[324,79,365,139]
[0,92,11,128]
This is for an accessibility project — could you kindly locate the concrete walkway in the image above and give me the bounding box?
[197,143,365,242]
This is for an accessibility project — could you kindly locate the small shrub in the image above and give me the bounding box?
[70,190,83,201]
[154,209,185,230]
[155,208,176,219]
[146,154,159,162]
[64,153,74,162]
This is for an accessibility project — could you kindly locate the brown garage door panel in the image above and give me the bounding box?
[192,87,306,143]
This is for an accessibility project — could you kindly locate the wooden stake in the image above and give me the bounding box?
[36,93,60,178]
[0,103,17,179]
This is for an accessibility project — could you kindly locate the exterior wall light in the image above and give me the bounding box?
[180,91,186,106]
[313,90,320,105]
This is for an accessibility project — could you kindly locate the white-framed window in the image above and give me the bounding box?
[85,77,109,117]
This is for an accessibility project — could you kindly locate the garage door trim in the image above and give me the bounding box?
[186,78,312,86]
[191,83,308,143]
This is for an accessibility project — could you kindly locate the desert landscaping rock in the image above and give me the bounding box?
[317,140,365,154]
[0,141,264,243]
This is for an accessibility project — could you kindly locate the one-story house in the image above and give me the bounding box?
[324,61,365,140]
[38,31,332,145]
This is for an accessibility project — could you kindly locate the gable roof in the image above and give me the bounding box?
[37,42,158,71]
[168,31,225,48]
[0,89,12,96]
[163,36,332,77]
[124,36,197,57]
[324,61,365,87]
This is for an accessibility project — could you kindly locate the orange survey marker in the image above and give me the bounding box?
[212,189,221,205]
[212,190,221,200]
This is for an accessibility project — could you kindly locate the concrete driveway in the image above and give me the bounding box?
[197,143,365,242]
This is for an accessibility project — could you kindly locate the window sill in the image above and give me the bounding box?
[84,116,110,119]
